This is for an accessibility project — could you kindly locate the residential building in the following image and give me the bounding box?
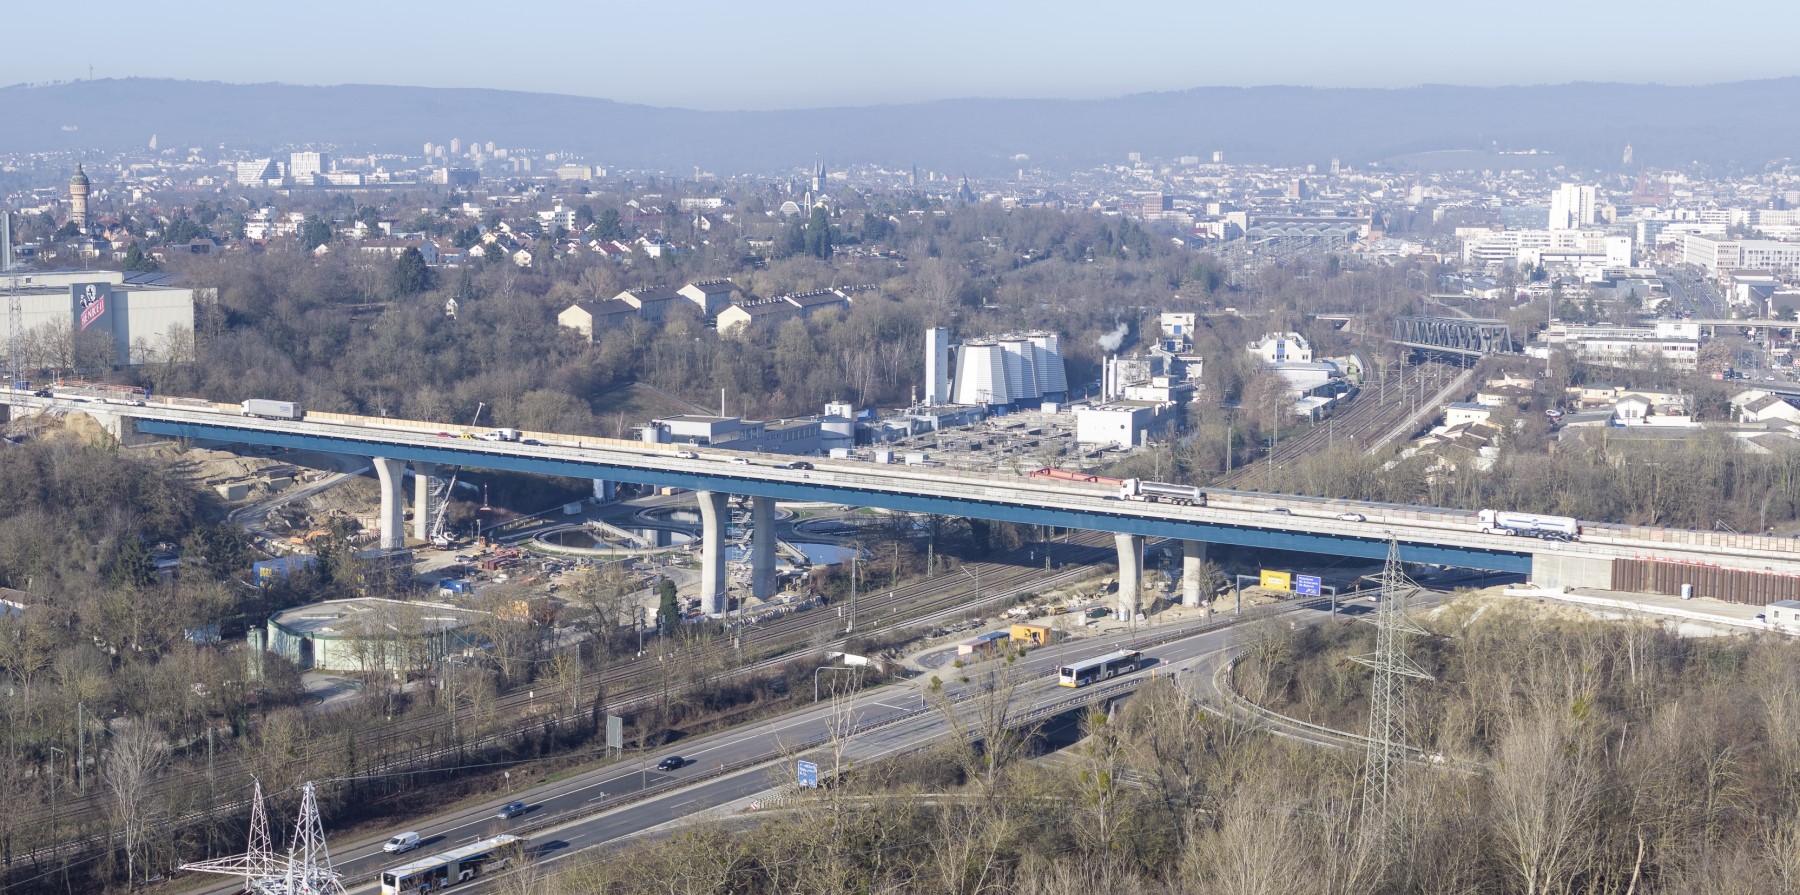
[678,279,740,315]
[288,151,329,182]
[557,298,637,341]
[716,299,797,337]
[1548,183,1597,230]
[1248,332,1313,364]
[614,286,685,321]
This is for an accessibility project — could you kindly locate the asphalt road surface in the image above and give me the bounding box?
[184,595,1391,894]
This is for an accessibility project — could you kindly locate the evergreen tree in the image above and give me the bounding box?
[299,216,333,251]
[110,537,159,589]
[656,578,679,634]
[391,246,433,296]
[121,242,159,273]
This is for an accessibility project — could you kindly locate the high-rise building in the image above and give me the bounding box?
[422,142,434,157]
[68,165,89,230]
[235,158,280,185]
[289,151,329,181]
[449,138,461,155]
[1548,183,1597,231]
[1622,144,1634,166]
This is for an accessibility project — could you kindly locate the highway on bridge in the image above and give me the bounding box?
[16,390,1800,589]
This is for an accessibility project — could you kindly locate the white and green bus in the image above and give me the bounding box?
[1057,649,1142,687]
[380,834,525,894]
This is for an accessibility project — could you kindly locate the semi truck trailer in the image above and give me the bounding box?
[1118,478,1206,506]
[1478,509,1580,541]
[241,399,304,421]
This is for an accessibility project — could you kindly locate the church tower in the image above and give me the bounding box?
[69,164,90,230]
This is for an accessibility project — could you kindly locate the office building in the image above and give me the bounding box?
[1548,184,1597,230]
[288,151,329,182]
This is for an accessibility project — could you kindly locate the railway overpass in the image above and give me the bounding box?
[10,390,1800,609]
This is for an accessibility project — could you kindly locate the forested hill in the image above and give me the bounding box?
[5,77,1800,171]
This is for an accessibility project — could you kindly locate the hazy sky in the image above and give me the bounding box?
[12,0,1799,109]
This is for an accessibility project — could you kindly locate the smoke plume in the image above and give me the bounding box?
[1095,323,1128,353]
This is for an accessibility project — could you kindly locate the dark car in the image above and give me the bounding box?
[790,461,814,470]
[521,438,543,446]
[656,756,685,771]
[31,389,51,398]
[495,801,527,819]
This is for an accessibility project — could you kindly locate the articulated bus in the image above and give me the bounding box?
[380,834,525,894]
[1057,649,1142,687]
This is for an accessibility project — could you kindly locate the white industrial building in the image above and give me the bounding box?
[1075,403,1180,449]
[950,332,1068,409]
[0,270,198,366]
[267,597,486,674]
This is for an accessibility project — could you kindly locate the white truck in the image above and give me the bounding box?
[241,399,304,421]
[1478,509,1580,541]
[480,428,522,442]
[1118,478,1206,506]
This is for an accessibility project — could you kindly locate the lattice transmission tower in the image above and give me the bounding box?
[1351,537,1433,822]
[180,779,344,895]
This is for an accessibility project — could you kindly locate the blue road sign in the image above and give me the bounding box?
[797,760,819,788]
[1296,575,1322,597]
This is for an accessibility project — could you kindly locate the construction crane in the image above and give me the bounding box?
[428,403,483,548]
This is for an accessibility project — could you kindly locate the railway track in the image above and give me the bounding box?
[1215,361,1460,488]
[1,534,1115,880]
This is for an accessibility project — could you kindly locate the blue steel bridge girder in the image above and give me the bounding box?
[135,418,1533,575]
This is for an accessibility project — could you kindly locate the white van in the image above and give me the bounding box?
[382,832,421,854]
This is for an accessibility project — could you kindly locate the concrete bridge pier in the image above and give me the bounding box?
[1114,533,1144,620]
[751,495,776,600]
[412,462,438,542]
[372,457,407,551]
[1182,540,1207,607]
[696,490,729,616]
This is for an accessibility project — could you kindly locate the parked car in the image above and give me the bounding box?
[382,832,421,854]
[657,756,685,771]
[496,801,527,819]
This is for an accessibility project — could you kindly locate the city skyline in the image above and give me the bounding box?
[7,0,1800,111]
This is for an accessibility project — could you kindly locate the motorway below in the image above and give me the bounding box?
[183,592,1381,894]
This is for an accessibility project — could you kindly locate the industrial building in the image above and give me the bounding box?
[266,597,486,674]
[0,269,198,366]
[950,332,1068,409]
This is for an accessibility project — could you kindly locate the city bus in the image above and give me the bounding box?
[1057,649,1142,687]
[380,834,526,894]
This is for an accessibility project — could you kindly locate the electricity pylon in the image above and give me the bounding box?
[180,779,344,894]
[1351,537,1433,822]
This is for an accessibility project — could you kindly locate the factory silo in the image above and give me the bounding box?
[999,336,1042,405]
[952,341,1010,406]
[925,327,950,405]
[1027,332,1069,399]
